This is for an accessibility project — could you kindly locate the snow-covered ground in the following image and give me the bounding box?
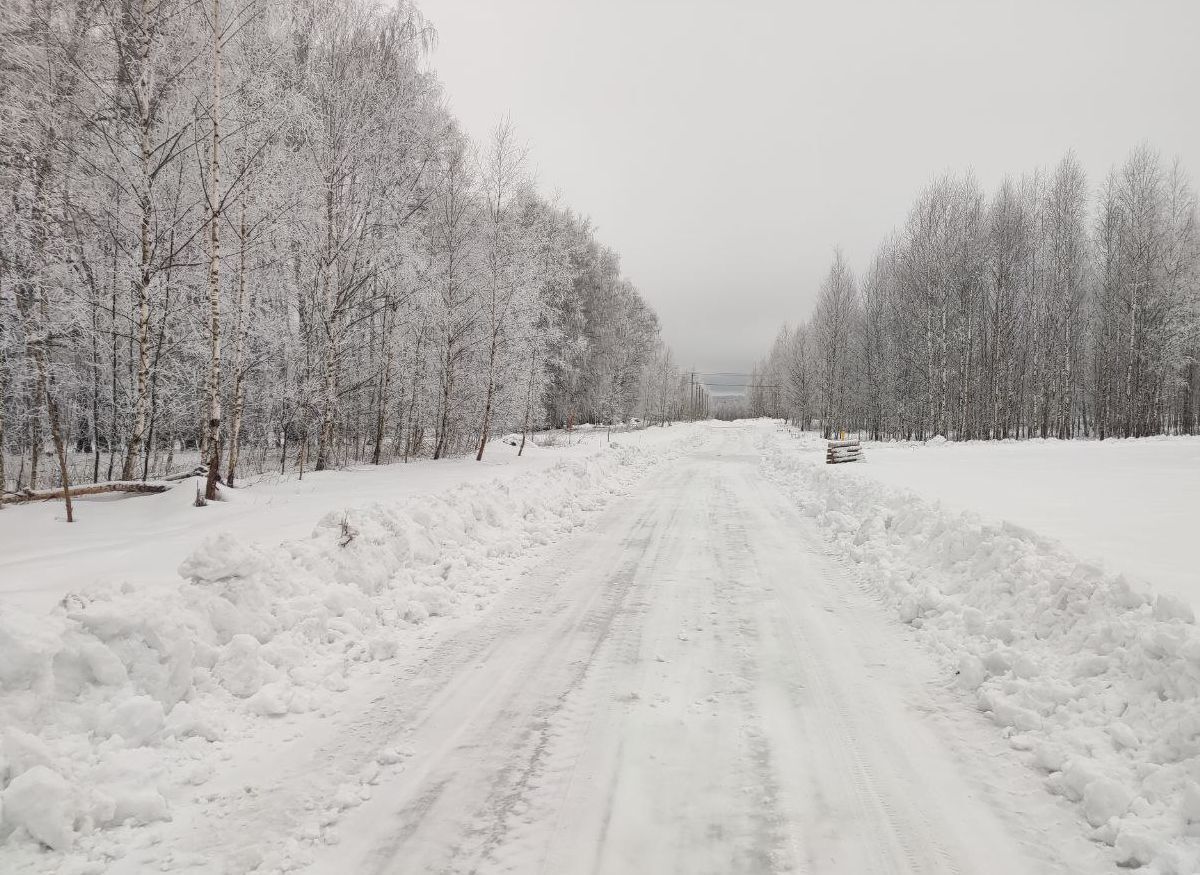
[2,421,1197,873]
[839,434,1200,611]
[0,431,629,615]
[766,426,1200,872]
[0,425,696,872]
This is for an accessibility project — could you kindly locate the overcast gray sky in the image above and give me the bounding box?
[418,0,1200,381]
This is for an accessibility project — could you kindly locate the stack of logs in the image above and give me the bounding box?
[826,439,863,464]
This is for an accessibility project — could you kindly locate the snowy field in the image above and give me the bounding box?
[836,433,1200,611]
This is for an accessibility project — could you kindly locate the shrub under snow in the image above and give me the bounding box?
[763,432,1200,874]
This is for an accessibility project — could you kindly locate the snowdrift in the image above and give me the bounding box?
[0,439,674,862]
[762,432,1200,873]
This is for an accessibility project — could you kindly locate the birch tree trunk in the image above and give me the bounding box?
[1124,281,1138,438]
[203,0,223,502]
[518,346,537,456]
[44,367,74,522]
[106,247,119,480]
[476,331,498,461]
[226,204,249,486]
[372,299,397,465]
[403,324,426,463]
[316,184,339,471]
[433,343,454,460]
[122,7,156,480]
[29,364,43,490]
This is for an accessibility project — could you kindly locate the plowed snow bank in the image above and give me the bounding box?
[763,431,1200,874]
[0,436,680,866]
[849,435,1200,610]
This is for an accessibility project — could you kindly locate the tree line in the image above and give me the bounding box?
[750,148,1200,440]
[0,0,691,514]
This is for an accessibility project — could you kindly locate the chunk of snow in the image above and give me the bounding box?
[955,655,986,690]
[1082,777,1134,827]
[80,640,128,686]
[2,728,54,781]
[1,766,76,850]
[1107,722,1139,751]
[1113,825,1158,867]
[110,787,171,826]
[368,635,398,661]
[214,634,268,698]
[0,608,62,689]
[164,701,222,742]
[1181,783,1200,824]
[100,695,165,746]
[247,682,292,716]
[1154,594,1195,624]
[178,532,268,583]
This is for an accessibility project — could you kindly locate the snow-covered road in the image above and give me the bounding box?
[142,423,1103,874]
[19,421,1182,872]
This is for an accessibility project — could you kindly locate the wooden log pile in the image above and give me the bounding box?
[826,439,863,464]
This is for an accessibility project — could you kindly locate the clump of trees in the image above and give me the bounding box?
[0,0,681,509]
[751,148,1200,440]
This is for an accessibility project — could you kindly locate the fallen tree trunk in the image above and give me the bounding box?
[1,480,172,505]
[163,465,209,483]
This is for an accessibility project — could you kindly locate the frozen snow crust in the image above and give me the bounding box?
[0,437,677,863]
[763,428,1200,873]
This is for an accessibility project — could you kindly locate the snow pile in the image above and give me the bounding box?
[763,433,1200,873]
[849,433,1200,611]
[0,439,674,861]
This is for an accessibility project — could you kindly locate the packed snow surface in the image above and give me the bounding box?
[1,421,1195,873]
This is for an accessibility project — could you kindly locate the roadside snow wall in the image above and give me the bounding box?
[0,439,672,858]
[763,432,1200,875]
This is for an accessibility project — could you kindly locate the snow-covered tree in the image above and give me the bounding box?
[756,147,1200,440]
[0,0,676,510]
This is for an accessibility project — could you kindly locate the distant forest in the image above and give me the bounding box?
[752,148,1200,440]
